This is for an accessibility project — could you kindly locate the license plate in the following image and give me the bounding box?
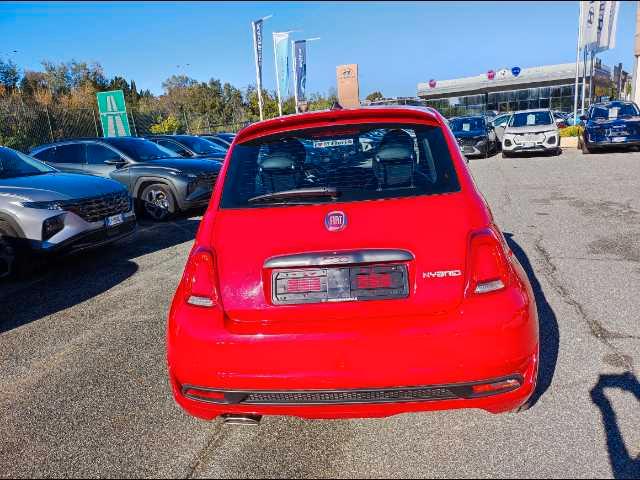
[463,146,474,154]
[105,214,124,227]
[523,142,535,148]
[272,265,409,305]
[612,136,627,143]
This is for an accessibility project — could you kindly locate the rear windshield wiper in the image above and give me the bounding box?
[248,187,341,204]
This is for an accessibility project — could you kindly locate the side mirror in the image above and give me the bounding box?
[104,159,125,166]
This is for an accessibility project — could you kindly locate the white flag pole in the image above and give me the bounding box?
[292,40,299,114]
[573,2,583,124]
[273,33,283,117]
[581,47,588,114]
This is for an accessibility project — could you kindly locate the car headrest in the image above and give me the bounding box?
[259,138,306,170]
[258,153,297,170]
[376,130,415,162]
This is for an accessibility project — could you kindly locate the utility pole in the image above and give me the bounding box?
[633,1,640,104]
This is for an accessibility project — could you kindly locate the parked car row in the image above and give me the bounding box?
[448,100,640,160]
[0,133,235,278]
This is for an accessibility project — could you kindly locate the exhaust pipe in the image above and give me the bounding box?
[221,414,262,426]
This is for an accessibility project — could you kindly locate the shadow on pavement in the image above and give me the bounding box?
[0,214,200,334]
[504,150,562,160]
[590,372,640,479]
[504,232,560,407]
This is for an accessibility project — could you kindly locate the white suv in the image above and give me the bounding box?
[502,109,560,157]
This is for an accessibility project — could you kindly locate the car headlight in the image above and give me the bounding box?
[20,201,65,210]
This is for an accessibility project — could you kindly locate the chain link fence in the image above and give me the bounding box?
[0,100,251,153]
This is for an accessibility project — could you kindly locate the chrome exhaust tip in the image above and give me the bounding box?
[221,414,262,426]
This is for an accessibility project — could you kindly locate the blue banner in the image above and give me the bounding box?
[294,40,306,102]
[273,32,290,106]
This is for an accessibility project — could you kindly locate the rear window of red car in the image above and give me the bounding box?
[220,123,460,209]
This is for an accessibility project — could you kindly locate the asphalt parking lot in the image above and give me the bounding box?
[0,147,639,478]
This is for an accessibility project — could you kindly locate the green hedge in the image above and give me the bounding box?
[559,126,584,138]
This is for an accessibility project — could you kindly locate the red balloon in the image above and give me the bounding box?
[487,70,496,80]
[429,79,437,88]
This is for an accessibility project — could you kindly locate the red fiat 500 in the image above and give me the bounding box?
[167,107,539,421]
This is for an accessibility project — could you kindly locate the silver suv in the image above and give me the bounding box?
[0,146,136,278]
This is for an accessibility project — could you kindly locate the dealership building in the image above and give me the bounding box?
[416,62,615,117]
[368,61,628,117]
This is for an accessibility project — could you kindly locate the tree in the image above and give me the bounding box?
[0,58,20,92]
[150,114,182,134]
[365,91,384,102]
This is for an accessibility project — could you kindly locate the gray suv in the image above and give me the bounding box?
[0,146,136,278]
[31,137,222,221]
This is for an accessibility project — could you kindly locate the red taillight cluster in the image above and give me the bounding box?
[466,228,511,296]
[183,246,220,308]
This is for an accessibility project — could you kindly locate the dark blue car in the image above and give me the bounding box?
[579,101,640,154]
[448,116,498,158]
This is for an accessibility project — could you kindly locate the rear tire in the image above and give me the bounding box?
[502,151,511,159]
[139,183,177,222]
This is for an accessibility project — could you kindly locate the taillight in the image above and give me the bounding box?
[466,228,511,295]
[183,246,220,308]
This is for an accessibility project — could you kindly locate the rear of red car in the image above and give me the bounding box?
[167,107,538,420]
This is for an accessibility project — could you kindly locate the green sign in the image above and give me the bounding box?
[96,90,131,137]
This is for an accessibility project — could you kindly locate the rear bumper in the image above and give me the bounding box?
[585,137,640,149]
[168,282,539,419]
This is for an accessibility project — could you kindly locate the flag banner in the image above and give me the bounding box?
[579,1,600,50]
[294,40,307,102]
[273,32,290,105]
[596,1,619,52]
[252,19,264,91]
[580,1,619,53]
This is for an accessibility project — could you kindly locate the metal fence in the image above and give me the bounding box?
[0,101,251,153]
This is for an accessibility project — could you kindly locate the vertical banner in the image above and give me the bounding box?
[294,40,307,106]
[273,31,291,116]
[594,1,620,52]
[336,64,360,108]
[96,90,131,137]
[579,1,600,50]
[580,1,619,53]
[251,19,265,121]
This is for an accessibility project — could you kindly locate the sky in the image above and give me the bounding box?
[0,1,637,98]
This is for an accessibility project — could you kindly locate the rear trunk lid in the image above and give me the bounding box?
[212,193,473,325]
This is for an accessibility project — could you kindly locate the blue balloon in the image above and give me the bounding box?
[511,67,521,77]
